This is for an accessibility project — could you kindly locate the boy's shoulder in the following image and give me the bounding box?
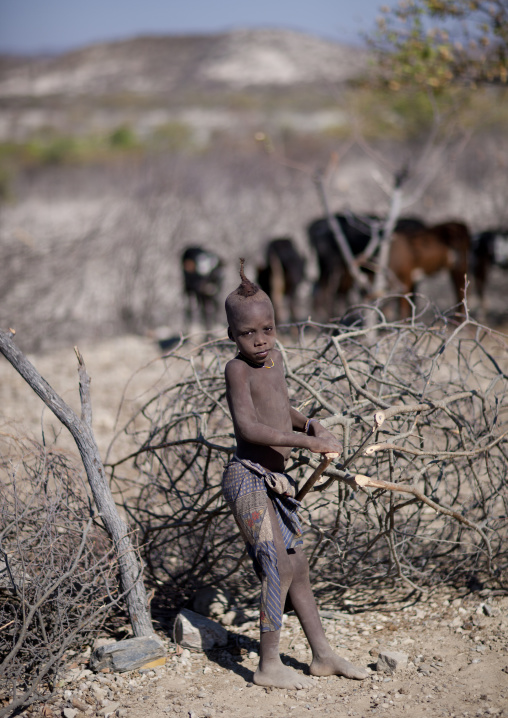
[225,348,283,377]
[224,354,247,379]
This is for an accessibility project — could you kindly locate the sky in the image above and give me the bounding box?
[0,0,385,55]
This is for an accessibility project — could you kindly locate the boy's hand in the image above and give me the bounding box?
[307,430,343,457]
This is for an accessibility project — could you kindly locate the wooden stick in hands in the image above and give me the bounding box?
[297,411,385,502]
[296,452,339,501]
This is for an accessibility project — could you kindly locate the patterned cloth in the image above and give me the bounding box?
[222,456,303,632]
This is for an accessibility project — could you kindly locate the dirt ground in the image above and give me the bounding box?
[1,320,507,718]
[40,585,508,718]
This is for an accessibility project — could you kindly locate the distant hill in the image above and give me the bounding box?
[0,29,368,99]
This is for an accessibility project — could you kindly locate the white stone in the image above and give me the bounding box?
[376,648,408,674]
[98,702,120,716]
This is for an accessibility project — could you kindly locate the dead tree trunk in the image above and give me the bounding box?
[371,176,405,300]
[0,329,153,637]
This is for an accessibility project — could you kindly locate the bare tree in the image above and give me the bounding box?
[0,329,153,637]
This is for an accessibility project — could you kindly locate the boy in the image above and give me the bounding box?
[222,261,369,690]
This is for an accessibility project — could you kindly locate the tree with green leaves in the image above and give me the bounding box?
[370,0,508,91]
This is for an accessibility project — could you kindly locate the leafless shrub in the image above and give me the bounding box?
[0,435,122,717]
[107,303,508,611]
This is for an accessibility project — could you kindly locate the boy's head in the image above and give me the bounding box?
[225,258,274,339]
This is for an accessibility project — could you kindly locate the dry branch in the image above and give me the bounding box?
[0,328,152,638]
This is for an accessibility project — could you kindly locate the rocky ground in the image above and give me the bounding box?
[29,586,507,718]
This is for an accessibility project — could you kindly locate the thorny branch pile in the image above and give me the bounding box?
[107,309,508,614]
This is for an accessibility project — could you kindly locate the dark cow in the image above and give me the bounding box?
[307,213,426,319]
[181,246,224,329]
[391,221,471,317]
[471,229,508,315]
[256,237,305,324]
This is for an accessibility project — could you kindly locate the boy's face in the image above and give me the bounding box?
[228,300,277,366]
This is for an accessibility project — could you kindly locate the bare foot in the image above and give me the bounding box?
[310,652,369,680]
[253,659,315,690]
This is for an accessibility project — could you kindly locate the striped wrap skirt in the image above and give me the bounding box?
[222,456,303,632]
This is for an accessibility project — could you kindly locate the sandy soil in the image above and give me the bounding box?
[40,585,508,718]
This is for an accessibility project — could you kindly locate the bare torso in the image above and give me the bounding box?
[225,349,294,472]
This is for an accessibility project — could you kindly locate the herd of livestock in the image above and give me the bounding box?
[180,213,508,330]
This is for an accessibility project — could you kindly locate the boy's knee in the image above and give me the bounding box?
[277,552,293,579]
[291,546,310,578]
[277,548,293,585]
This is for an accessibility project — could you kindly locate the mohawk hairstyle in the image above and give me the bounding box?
[225,258,271,327]
[234,257,259,297]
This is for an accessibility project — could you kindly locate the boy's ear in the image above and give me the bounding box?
[227,327,235,342]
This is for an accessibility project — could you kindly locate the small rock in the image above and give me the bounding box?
[418,663,433,674]
[376,648,408,674]
[173,609,228,651]
[63,709,77,718]
[90,686,107,701]
[90,636,166,673]
[98,703,120,716]
[70,698,89,712]
[220,610,238,626]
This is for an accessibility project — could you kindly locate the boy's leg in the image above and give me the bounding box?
[287,547,368,680]
[253,499,314,690]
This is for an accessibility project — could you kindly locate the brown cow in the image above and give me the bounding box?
[389,222,471,317]
[308,214,427,320]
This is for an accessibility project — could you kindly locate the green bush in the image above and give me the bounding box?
[108,125,138,149]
